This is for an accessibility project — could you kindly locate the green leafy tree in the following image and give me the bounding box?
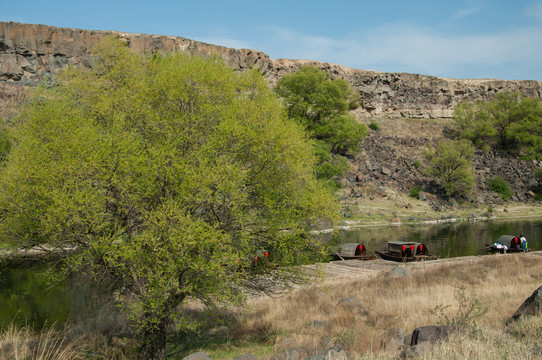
[454,91,542,159]
[453,101,496,151]
[424,139,476,198]
[275,65,367,188]
[0,37,337,360]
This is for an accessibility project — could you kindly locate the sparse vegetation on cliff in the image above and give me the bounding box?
[454,91,542,160]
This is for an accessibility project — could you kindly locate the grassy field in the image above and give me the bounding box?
[192,252,541,359]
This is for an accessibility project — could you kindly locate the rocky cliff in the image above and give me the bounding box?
[1,22,541,211]
[1,21,542,120]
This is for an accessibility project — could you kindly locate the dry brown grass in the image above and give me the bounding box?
[225,253,542,358]
[0,323,84,360]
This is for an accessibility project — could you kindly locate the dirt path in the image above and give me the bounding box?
[303,250,542,282]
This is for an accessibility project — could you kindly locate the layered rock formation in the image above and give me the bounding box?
[1,21,541,119]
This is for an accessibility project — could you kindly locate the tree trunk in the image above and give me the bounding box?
[139,316,168,360]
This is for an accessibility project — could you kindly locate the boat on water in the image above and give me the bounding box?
[330,243,377,261]
[375,241,438,262]
[487,235,532,254]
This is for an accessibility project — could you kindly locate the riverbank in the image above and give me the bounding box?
[339,191,542,228]
[3,251,539,359]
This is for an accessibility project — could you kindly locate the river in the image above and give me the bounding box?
[329,217,542,258]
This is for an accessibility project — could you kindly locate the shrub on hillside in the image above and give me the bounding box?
[409,186,424,198]
[488,177,514,201]
[424,139,476,198]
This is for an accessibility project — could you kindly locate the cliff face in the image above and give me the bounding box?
[1,21,541,120]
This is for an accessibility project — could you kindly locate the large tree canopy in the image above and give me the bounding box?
[0,37,337,359]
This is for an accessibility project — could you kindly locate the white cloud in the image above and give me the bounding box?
[448,6,480,22]
[253,21,542,80]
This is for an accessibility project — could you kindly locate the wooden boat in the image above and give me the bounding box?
[487,235,531,253]
[375,241,438,262]
[330,243,377,261]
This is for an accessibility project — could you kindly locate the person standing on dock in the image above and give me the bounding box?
[520,235,527,253]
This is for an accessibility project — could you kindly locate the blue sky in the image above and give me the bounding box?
[2,0,542,81]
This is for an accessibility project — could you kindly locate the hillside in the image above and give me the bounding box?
[1,21,542,222]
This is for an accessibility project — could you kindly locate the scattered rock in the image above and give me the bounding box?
[234,354,258,360]
[307,320,331,330]
[183,352,212,360]
[271,347,310,360]
[379,327,405,352]
[389,266,411,277]
[531,343,542,356]
[399,341,433,359]
[275,338,298,352]
[324,347,349,360]
[338,296,363,309]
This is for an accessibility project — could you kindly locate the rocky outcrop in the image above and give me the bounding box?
[1,21,541,120]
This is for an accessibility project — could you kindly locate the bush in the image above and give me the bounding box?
[368,122,379,131]
[424,139,476,198]
[409,186,423,198]
[488,177,514,201]
[413,159,421,169]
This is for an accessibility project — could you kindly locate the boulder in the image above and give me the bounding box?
[508,285,542,324]
[410,325,453,346]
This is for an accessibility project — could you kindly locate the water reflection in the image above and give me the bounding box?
[328,218,542,258]
[0,261,71,329]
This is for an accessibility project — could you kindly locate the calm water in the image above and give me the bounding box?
[1,218,541,329]
[329,217,542,258]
